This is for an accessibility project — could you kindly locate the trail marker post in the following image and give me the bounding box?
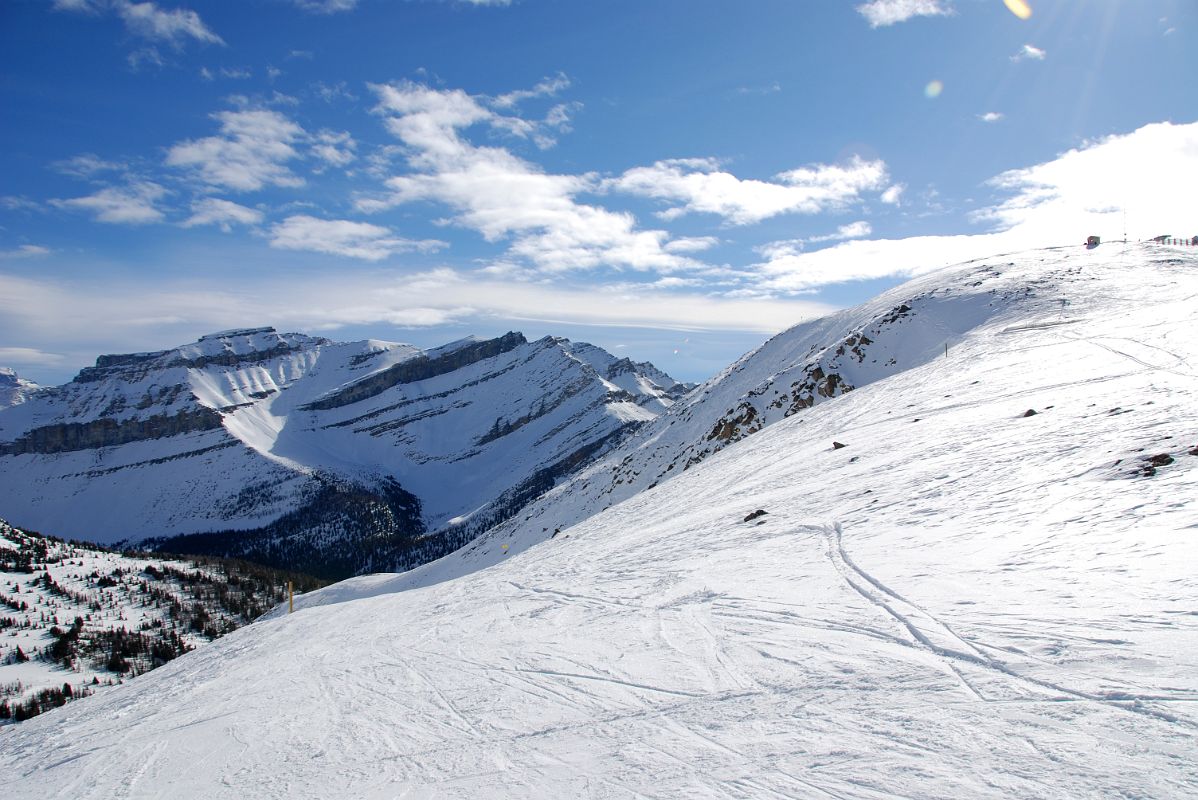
[288,581,294,614]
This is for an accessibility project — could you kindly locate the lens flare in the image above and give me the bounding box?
[924,80,944,99]
[1003,0,1032,20]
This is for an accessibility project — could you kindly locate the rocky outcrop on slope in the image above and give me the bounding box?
[0,407,225,456]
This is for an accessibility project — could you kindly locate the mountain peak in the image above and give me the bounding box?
[0,367,39,409]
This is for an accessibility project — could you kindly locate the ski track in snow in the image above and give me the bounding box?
[3,245,1198,798]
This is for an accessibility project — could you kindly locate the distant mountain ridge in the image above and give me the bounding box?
[0,329,689,578]
[0,368,39,409]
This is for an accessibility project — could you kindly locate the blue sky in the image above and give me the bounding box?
[1,0,1195,385]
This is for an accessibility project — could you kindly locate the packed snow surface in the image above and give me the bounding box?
[3,244,1197,798]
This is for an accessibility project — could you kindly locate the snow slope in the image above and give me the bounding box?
[0,519,320,724]
[3,243,1197,798]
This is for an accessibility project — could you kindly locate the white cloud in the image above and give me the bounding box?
[804,221,873,243]
[51,182,167,224]
[0,347,65,366]
[0,196,42,212]
[609,155,889,226]
[364,81,699,274]
[736,82,782,96]
[311,130,357,168]
[181,198,263,231]
[492,73,571,109]
[291,0,358,12]
[0,270,831,366]
[979,112,1004,123]
[52,153,124,178]
[269,215,446,261]
[753,120,1198,292]
[166,109,306,192]
[857,0,952,27]
[314,81,358,104]
[115,1,223,46]
[664,236,720,254]
[0,245,52,259]
[880,184,905,205]
[1011,44,1046,62]
[53,0,223,50]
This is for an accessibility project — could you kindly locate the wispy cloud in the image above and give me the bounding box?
[0,270,831,371]
[51,182,167,224]
[310,130,357,168]
[608,156,889,226]
[116,1,223,45]
[53,1,222,72]
[313,81,358,104]
[52,153,125,178]
[166,109,306,192]
[1011,44,1046,62]
[181,198,263,231]
[291,0,358,12]
[857,0,952,28]
[0,346,65,366]
[492,73,571,109]
[0,196,42,212]
[199,66,252,81]
[0,245,52,259]
[269,215,445,261]
[735,82,782,96]
[978,112,1004,123]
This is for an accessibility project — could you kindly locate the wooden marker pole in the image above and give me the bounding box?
[288,581,294,614]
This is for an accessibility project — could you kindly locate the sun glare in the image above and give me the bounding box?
[1003,0,1033,20]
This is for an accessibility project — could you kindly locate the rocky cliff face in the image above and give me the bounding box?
[0,328,686,578]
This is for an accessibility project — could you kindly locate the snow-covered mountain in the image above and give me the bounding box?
[0,367,38,409]
[3,243,1195,798]
[0,329,688,577]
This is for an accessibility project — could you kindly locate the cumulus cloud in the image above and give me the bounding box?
[166,109,306,191]
[753,120,1198,291]
[979,112,1004,123]
[880,184,905,205]
[363,81,699,274]
[269,215,446,261]
[51,182,167,224]
[1011,44,1046,62]
[181,198,263,231]
[609,156,889,226]
[857,0,952,27]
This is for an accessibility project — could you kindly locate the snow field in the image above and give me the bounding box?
[3,244,1196,798]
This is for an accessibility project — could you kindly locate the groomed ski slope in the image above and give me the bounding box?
[4,244,1197,798]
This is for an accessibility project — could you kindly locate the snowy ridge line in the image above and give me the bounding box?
[828,522,1198,727]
